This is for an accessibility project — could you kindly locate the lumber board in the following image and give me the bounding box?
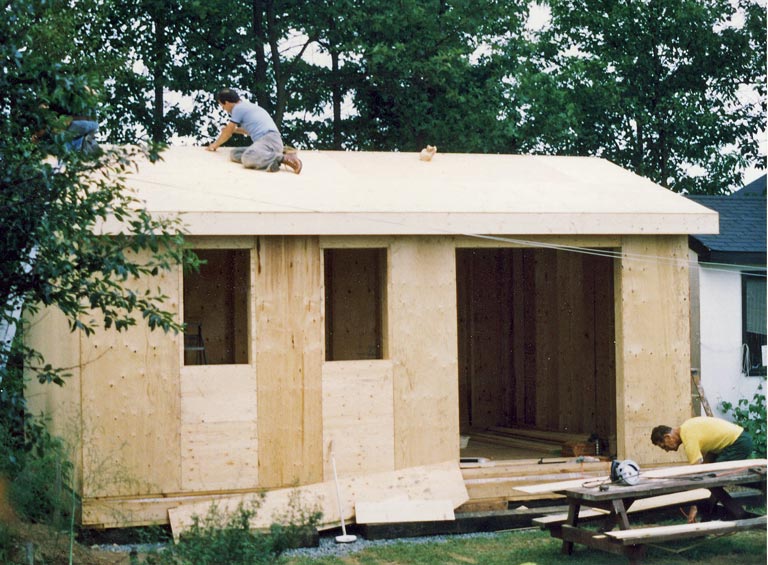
[605,516,767,544]
[355,499,455,524]
[168,460,468,540]
[517,459,767,494]
[467,432,562,452]
[486,426,589,445]
[461,459,609,480]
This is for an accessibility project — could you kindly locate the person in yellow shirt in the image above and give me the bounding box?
[651,416,753,464]
[651,417,754,523]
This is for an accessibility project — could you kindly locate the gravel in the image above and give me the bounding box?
[282,529,506,559]
[92,530,511,560]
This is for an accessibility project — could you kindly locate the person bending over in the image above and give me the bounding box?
[651,416,753,522]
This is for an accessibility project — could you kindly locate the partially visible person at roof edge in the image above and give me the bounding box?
[31,93,100,156]
[206,88,302,174]
[651,416,754,523]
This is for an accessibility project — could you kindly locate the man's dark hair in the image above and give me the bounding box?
[216,88,240,104]
[651,425,672,445]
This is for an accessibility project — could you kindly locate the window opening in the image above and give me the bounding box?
[742,272,766,376]
[183,249,250,365]
[324,248,386,361]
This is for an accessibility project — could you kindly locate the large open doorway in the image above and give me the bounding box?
[456,247,617,460]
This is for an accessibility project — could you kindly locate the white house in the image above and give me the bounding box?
[688,175,767,419]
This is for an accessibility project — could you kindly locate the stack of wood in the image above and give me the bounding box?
[459,456,612,512]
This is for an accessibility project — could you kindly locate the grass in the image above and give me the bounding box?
[281,527,767,565]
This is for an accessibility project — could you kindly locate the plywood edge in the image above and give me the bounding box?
[168,460,467,541]
[355,499,455,524]
[518,459,766,494]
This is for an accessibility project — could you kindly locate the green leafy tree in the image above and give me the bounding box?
[720,381,766,459]
[1,0,193,385]
[346,0,529,152]
[519,0,766,193]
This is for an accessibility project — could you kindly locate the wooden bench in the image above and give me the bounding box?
[533,488,711,527]
[604,515,767,545]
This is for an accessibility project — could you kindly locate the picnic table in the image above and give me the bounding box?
[535,463,766,564]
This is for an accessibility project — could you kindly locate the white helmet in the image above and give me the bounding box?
[612,459,641,486]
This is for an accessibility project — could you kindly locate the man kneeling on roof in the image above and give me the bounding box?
[651,416,754,523]
[206,88,302,174]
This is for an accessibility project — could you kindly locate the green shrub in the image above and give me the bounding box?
[0,337,76,530]
[0,522,15,564]
[146,492,322,565]
[7,435,74,529]
[720,380,767,458]
[147,502,283,565]
[269,490,322,553]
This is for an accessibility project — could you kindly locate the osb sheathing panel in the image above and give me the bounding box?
[80,261,181,498]
[255,236,323,488]
[180,365,258,491]
[615,235,690,465]
[322,360,395,479]
[389,237,459,469]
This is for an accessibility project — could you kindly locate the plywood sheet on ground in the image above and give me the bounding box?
[168,460,467,539]
[355,499,455,524]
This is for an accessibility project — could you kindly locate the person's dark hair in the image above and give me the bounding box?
[216,88,240,104]
[651,425,672,445]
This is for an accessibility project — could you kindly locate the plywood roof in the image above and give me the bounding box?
[123,147,718,236]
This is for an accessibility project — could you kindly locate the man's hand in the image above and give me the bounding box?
[206,144,217,152]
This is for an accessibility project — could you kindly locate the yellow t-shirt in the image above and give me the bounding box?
[679,417,743,464]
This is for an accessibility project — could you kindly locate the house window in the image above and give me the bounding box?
[183,249,250,365]
[742,272,767,376]
[324,248,387,361]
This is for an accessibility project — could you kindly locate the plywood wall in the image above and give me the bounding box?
[322,360,395,478]
[79,257,181,497]
[254,236,324,487]
[23,306,83,488]
[615,235,691,464]
[180,365,258,491]
[389,237,459,469]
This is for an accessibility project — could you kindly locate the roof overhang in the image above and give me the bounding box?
[119,148,719,237]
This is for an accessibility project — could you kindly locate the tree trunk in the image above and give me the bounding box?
[151,10,165,143]
[251,0,270,109]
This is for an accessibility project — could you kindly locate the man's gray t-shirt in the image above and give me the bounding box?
[230,100,279,141]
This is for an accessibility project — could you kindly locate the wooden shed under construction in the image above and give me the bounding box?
[24,148,717,529]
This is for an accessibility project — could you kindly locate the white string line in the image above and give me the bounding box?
[128,176,767,278]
